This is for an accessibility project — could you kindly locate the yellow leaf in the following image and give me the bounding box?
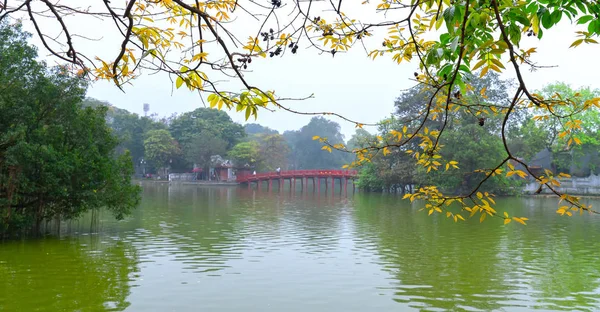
[480,87,487,96]
[480,213,486,223]
[470,207,478,217]
[531,13,539,35]
[504,218,511,225]
[472,58,487,71]
[515,170,528,178]
[480,66,489,77]
[512,217,527,225]
[477,192,483,199]
[428,209,434,216]
[570,38,584,48]
[312,136,320,140]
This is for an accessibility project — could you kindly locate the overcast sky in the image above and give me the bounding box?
[14,1,600,140]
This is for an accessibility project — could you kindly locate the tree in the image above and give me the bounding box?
[228,133,289,171]
[508,118,552,163]
[347,129,377,151]
[256,133,290,171]
[0,22,140,236]
[169,107,245,150]
[244,123,279,136]
[228,141,260,168]
[144,129,180,176]
[4,0,600,222]
[290,117,351,169]
[512,83,600,176]
[184,131,227,178]
[82,98,167,169]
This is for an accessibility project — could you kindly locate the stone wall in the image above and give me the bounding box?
[168,173,198,181]
[524,174,600,195]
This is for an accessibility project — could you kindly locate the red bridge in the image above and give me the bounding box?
[237,169,358,193]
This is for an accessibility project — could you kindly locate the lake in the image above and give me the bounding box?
[2,182,600,311]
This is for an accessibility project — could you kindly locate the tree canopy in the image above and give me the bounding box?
[144,129,180,173]
[0,22,140,236]
[3,0,600,223]
[285,117,350,169]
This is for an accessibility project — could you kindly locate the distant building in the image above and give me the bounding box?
[143,103,150,117]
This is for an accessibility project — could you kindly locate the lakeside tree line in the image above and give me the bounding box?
[90,70,600,199]
[352,73,600,196]
[87,98,354,178]
[0,22,351,236]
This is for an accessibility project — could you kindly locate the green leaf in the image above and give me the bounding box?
[443,6,456,35]
[508,23,521,46]
[469,12,481,28]
[450,36,459,52]
[541,11,553,29]
[589,19,600,35]
[439,33,451,44]
[575,1,587,14]
[564,5,577,17]
[525,2,538,15]
[514,14,530,27]
[458,64,471,73]
[578,15,595,25]
[175,76,184,89]
[245,106,251,120]
[550,10,562,24]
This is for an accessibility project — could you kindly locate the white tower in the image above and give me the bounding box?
[143,103,150,117]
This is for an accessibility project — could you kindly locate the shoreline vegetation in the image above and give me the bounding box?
[4,13,600,237]
[0,22,140,238]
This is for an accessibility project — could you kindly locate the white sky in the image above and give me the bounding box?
[12,1,600,139]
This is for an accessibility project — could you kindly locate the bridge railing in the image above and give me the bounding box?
[236,169,358,183]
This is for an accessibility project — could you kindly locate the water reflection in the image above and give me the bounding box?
[352,194,600,311]
[0,236,138,311]
[3,184,600,312]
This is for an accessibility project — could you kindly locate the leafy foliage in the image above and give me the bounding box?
[286,117,351,169]
[227,141,260,168]
[244,123,279,136]
[144,129,180,172]
[4,0,600,223]
[169,107,245,150]
[0,22,140,236]
[184,131,228,171]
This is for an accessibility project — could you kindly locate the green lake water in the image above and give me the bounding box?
[2,182,600,311]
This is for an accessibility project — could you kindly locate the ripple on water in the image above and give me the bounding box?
[5,189,600,312]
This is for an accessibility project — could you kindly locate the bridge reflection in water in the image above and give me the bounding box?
[236,170,358,194]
